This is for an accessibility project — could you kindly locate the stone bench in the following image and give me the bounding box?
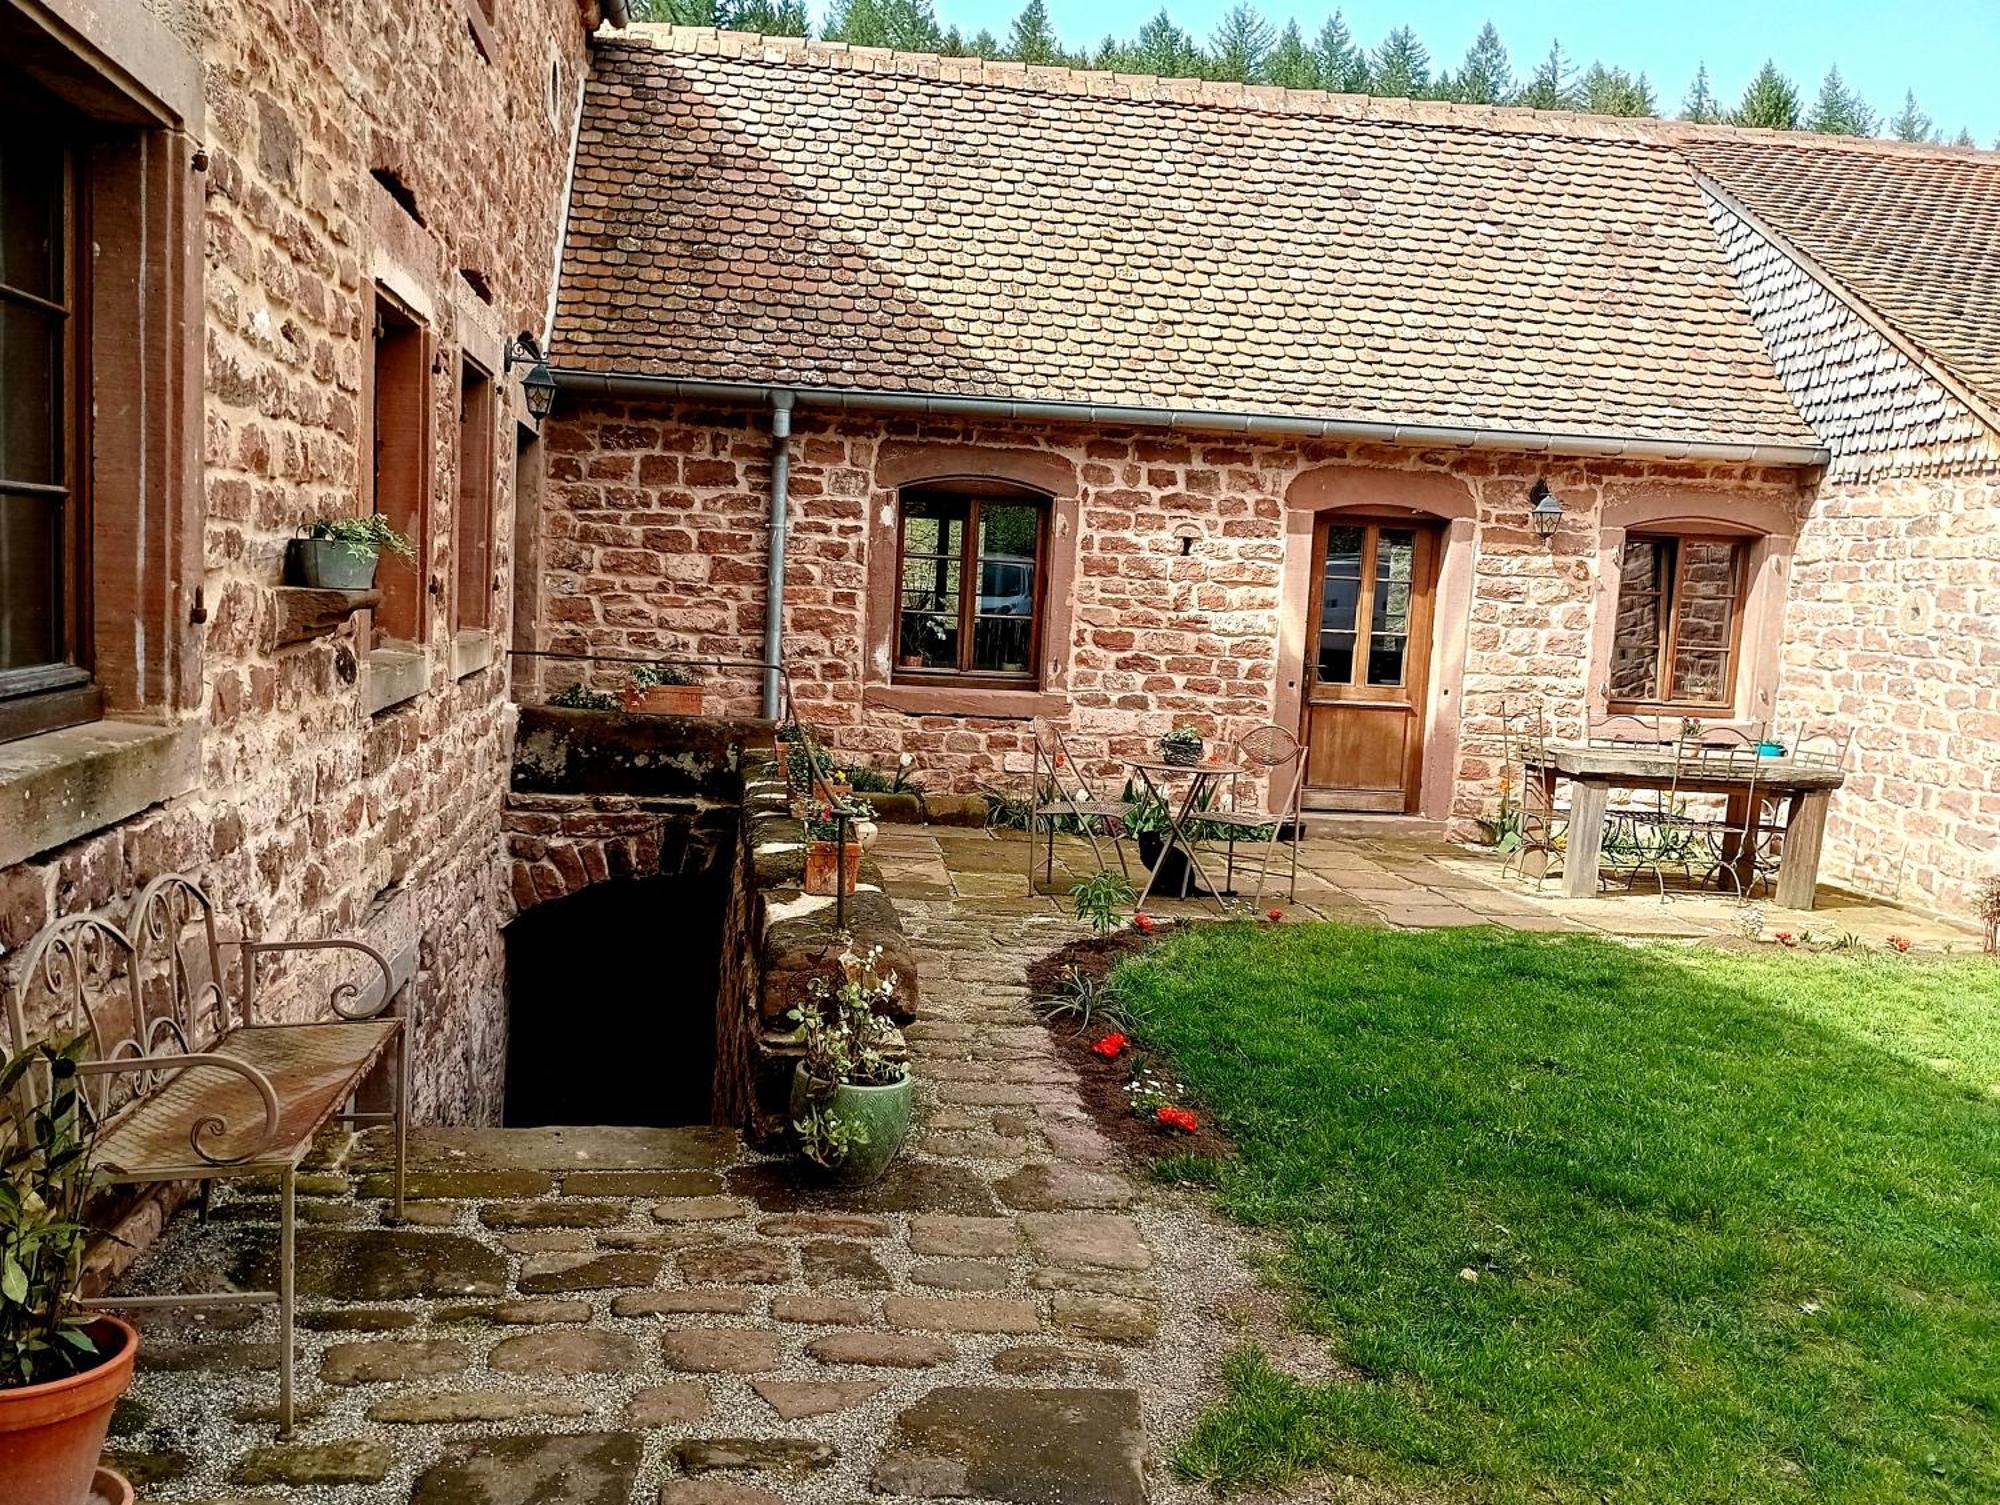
[2,873,411,1434]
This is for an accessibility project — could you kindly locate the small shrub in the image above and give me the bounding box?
[303,513,416,559]
[1039,966,1132,1034]
[629,662,697,688]
[1978,876,2000,956]
[1072,869,1138,936]
[549,682,618,710]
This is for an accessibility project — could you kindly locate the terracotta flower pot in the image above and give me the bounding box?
[0,1315,140,1505]
[804,838,862,896]
[622,683,703,716]
[773,741,792,780]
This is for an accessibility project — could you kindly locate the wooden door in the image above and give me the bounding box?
[1300,517,1440,812]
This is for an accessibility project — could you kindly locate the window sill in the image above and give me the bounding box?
[366,647,430,716]
[864,683,1065,719]
[451,629,496,680]
[0,720,200,870]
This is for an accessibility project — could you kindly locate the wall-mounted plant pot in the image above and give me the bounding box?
[622,684,704,716]
[804,838,862,896]
[790,1066,913,1185]
[0,1315,139,1505]
[286,538,381,591]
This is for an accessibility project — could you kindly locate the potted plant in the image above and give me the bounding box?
[548,682,619,711]
[773,721,806,782]
[623,662,703,716]
[285,515,416,591]
[0,1036,140,1505]
[802,801,866,896]
[1159,724,1205,767]
[787,945,912,1185]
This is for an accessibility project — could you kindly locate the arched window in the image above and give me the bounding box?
[1608,529,1749,713]
[894,481,1048,686]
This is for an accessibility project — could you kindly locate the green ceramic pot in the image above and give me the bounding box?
[790,1065,913,1186]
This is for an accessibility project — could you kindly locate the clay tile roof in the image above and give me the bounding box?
[1678,134,2000,408]
[553,28,1820,452]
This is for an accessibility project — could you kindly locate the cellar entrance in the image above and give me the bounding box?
[503,862,731,1128]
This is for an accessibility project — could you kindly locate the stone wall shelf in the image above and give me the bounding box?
[274,586,379,646]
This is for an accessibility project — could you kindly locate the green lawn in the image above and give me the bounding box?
[1112,923,2000,1504]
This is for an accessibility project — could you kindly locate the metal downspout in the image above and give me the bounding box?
[762,392,794,719]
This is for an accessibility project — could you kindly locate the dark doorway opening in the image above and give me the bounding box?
[503,871,725,1127]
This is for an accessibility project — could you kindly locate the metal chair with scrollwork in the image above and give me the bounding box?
[1201,724,1308,907]
[3,874,411,1435]
[1027,721,1132,895]
[1498,699,1567,890]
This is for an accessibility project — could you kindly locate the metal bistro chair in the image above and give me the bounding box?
[1499,700,1568,890]
[1201,725,1308,906]
[1027,721,1132,895]
[1668,723,1769,898]
[1747,722,1855,894]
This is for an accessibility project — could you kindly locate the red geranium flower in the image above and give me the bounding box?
[1091,1032,1129,1059]
[1133,913,1157,934]
[1266,908,1285,922]
[1774,930,1797,947]
[1887,934,1913,953]
[1156,1105,1199,1133]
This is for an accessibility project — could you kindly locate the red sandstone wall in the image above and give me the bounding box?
[539,398,1801,832]
[0,0,593,1125]
[1775,465,2000,917]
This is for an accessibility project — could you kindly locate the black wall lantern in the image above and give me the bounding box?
[504,332,557,421]
[1527,478,1564,543]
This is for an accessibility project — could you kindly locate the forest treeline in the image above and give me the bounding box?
[635,0,1987,146]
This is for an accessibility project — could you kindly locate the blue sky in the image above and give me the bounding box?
[842,0,1999,144]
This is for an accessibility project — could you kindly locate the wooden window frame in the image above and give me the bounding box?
[0,124,100,745]
[365,288,432,648]
[1606,531,1748,717]
[891,483,1048,690]
[452,352,496,634]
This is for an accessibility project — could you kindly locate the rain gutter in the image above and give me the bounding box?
[547,370,1831,468]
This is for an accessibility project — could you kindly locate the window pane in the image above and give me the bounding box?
[898,612,959,669]
[1609,537,1669,703]
[1315,525,1364,685]
[0,301,61,486]
[0,491,60,669]
[1367,633,1406,687]
[1673,541,1740,654]
[973,501,1038,675]
[0,139,62,301]
[1671,648,1729,705]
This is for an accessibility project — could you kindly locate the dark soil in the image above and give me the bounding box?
[1026,926,1234,1165]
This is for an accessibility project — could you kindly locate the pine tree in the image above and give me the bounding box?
[1734,60,1801,130]
[1266,21,1321,90]
[1208,3,1276,82]
[1513,40,1574,110]
[821,0,945,49]
[1952,127,1976,147]
[1313,12,1367,92]
[1003,0,1061,65]
[1369,25,1431,98]
[1889,90,1936,142]
[631,0,714,23]
[1805,67,1876,135]
[1130,9,1205,77]
[1577,63,1656,118]
[719,0,807,32]
[1680,63,1721,123]
[965,27,1001,57]
[1450,21,1512,104]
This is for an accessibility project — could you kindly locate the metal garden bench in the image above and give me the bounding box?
[2,873,410,1434]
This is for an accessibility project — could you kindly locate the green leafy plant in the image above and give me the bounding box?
[1160,725,1205,756]
[1120,783,1171,836]
[802,798,868,843]
[629,662,697,688]
[549,682,618,710]
[1039,965,1135,1035]
[0,1035,106,1388]
[788,945,910,1170]
[1072,869,1138,936]
[303,513,416,560]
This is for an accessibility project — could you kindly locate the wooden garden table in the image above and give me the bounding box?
[1522,742,1846,908]
[1128,755,1250,912]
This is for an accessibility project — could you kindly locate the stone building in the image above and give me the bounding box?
[537,28,2000,920]
[0,0,620,1141]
